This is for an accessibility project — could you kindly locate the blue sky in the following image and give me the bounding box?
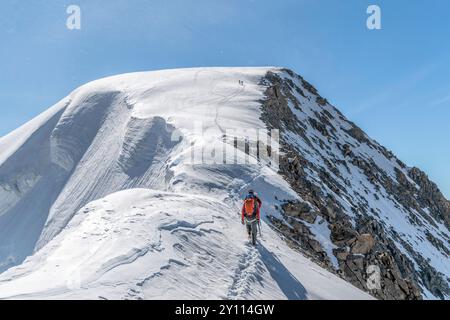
[1,0,449,197]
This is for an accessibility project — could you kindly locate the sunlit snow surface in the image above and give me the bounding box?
[0,67,443,299]
[0,189,371,299]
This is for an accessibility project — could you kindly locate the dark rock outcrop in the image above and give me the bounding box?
[259,69,449,300]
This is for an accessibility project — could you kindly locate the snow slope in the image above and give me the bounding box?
[0,67,372,299]
[0,189,370,299]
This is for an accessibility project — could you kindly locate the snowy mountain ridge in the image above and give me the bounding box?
[0,67,448,299]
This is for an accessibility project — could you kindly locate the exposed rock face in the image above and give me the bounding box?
[408,167,450,230]
[258,69,449,300]
[282,201,317,223]
[351,234,375,255]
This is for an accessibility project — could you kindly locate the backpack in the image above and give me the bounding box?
[244,196,258,217]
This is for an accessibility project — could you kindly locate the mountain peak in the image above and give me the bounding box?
[0,67,448,299]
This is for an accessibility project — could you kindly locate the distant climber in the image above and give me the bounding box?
[241,190,262,243]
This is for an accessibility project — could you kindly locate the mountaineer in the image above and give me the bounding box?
[241,190,262,244]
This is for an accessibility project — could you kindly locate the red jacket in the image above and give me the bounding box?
[241,195,262,222]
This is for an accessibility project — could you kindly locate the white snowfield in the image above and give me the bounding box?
[0,67,373,300]
[0,189,371,299]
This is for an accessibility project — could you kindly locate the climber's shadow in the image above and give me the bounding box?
[257,245,307,300]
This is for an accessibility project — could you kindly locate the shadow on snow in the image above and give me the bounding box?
[257,244,307,300]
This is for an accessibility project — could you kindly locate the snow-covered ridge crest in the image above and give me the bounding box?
[0,67,447,300]
[0,188,372,300]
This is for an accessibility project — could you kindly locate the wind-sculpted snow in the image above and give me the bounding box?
[0,173,41,217]
[50,91,122,172]
[118,116,178,176]
[0,189,371,299]
[0,67,447,299]
[0,103,68,273]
